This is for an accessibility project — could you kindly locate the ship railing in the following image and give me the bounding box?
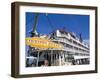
[52,39,89,52]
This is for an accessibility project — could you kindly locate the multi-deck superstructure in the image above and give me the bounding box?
[49,29,89,66]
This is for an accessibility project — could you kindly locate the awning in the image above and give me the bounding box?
[25,37,63,49]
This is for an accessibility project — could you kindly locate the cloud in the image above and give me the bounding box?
[83,39,89,47]
[83,39,89,43]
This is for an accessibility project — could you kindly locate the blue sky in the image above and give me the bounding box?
[26,12,90,40]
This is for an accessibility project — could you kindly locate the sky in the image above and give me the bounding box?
[26,12,90,40]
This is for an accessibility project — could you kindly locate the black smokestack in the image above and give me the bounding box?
[79,33,83,42]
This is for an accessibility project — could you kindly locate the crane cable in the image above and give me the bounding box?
[45,14,55,30]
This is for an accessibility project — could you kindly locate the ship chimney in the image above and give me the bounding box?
[79,33,83,42]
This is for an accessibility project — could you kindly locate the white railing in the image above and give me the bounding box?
[52,39,89,52]
[60,34,70,39]
[63,47,89,55]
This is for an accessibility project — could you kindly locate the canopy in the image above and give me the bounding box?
[25,37,63,49]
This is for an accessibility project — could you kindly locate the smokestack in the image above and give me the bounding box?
[79,33,83,42]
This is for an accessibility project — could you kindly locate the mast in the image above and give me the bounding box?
[31,13,39,37]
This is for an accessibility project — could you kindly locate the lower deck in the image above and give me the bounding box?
[26,50,90,67]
